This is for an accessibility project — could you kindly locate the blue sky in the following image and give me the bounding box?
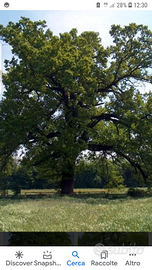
[0,10,152,95]
[1,10,152,45]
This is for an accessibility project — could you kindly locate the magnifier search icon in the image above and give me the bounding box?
[72,251,79,258]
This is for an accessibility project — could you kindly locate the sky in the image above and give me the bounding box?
[1,10,152,45]
[0,10,152,96]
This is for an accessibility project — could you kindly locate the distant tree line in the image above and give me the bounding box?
[74,158,142,189]
[0,156,145,195]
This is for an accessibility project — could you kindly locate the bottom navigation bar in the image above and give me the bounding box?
[0,246,150,269]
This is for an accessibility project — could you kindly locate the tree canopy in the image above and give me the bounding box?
[0,17,152,194]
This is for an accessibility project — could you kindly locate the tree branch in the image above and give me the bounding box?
[88,143,113,152]
[117,151,148,181]
[88,113,130,129]
[46,131,60,139]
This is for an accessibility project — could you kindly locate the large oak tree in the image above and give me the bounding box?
[0,18,152,194]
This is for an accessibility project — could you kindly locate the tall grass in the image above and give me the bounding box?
[0,196,152,231]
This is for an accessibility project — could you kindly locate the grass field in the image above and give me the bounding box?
[21,188,128,195]
[1,187,148,196]
[0,195,152,231]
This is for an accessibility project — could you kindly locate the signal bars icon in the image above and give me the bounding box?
[110,3,115,8]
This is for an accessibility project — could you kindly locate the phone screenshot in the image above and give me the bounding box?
[0,0,152,269]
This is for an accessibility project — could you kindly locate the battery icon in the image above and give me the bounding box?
[128,2,132,7]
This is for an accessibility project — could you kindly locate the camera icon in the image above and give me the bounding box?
[4,2,10,8]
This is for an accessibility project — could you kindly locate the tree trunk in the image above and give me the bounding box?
[61,177,74,195]
[60,163,75,195]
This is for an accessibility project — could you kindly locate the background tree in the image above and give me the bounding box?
[75,158,124,188]
[0,156,18,195]
[8,232,71,245]
[8,167,32,195]
[0,18,152,194]
[78,232,148,246]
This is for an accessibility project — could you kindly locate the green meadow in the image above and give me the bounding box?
[0,194,152,231]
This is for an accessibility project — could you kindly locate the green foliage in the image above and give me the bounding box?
[0,176,8,195]
[0,18,152,193]
[8,232,71,245]
[127,188,146,197]
[8,167,32,195]
[0,157,17,195]
[75,158,124,188]
[78,232,148,245]
[123,166,141,187]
